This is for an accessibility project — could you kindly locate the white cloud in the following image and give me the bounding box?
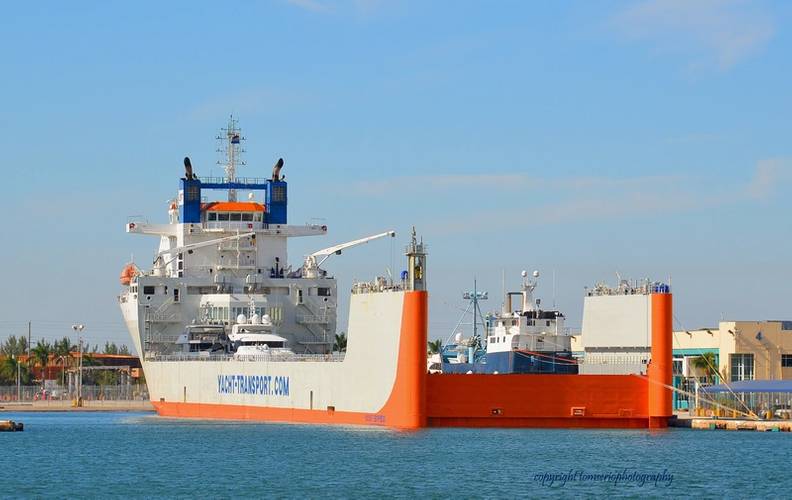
[612,0,775,70]
[287,0,332,13]
[356,158,792,236]
[286,0,388,15]
[746,158,792,199]
[353,173,533,195]
[351,172,681,196]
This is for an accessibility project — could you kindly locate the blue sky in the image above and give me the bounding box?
[1,0,791,350]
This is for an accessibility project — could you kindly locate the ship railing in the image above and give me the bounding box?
[198,175,270,185]
[296,314,331,324]
[148,312,182,323]
[577,354,649,375]
[351,282,405,295]
[148,353,346,363]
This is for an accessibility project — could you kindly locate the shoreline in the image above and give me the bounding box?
[0,401,154,412]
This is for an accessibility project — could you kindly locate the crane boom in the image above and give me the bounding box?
[299,231,396,279]
[157,232,255,258]
[311,230,395,258]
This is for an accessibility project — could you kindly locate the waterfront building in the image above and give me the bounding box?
[671,321,792,409]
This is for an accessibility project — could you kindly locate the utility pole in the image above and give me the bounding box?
[13,354,20,401]
[72,324,85,405]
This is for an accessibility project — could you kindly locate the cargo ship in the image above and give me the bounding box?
[119,118,673,429]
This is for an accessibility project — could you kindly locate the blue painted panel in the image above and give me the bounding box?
[181,178,202,223]
[266,180,287,224]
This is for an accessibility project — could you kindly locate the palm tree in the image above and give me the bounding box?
[31,340,53,385]
[1,335,28,357]
[692,352,718,384]
[427,339,443,354]
[0,356,31,385]
[333,332,347,353]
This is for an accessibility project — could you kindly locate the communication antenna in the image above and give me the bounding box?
[462,279,489,344]
[216,115,246,201]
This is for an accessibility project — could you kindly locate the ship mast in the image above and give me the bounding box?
[216,115,246,201]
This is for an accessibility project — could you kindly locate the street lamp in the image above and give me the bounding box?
[72,324,85,404]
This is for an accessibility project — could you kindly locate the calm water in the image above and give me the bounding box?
[1,412,790,498]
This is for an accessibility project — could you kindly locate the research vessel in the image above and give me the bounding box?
[440,271,577,375]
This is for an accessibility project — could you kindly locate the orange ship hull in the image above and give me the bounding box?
[425,292,673,429]
[426,373,654,428]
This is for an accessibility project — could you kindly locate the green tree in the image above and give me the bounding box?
[119,344,130,355]
[0,355,32,385]
[427,339,443,354]
[53,337,75,357]
[333,332,347,353]
[103,342,119,355]
[31,340,53,384]
[1,335,29,357]
[692,352,719,384]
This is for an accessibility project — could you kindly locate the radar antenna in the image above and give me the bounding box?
[216,115,246,201]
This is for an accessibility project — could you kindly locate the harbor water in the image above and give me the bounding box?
[1,412,790,498]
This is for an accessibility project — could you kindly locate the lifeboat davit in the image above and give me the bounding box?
[120,263,138,286]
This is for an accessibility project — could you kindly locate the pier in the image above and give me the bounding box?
[671,414,792,432]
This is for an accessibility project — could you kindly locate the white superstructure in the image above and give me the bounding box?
[487,270,571,354]
[579,278,672,374]
[118,119,429,428]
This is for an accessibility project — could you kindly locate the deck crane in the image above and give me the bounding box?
[302,231,396,278]
[153,232,255,274]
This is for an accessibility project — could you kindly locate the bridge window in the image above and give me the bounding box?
[143,286,155,295]
[230,213,241,222]
[218,213,229,221]
[208,213,217,221]
[318,288,331,297]
[241,213,253,221]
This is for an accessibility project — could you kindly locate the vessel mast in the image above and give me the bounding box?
[216,115,246,201]
[463,281,488,343]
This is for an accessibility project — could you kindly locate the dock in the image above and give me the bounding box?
[671,414,792,432]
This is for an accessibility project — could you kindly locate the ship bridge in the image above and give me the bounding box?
[180,175,287,227]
